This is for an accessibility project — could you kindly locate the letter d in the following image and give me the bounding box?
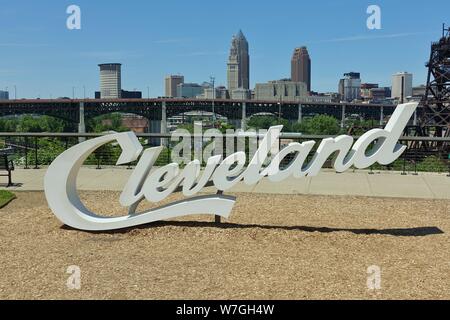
[351,102,417,168]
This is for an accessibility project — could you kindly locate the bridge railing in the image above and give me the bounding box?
[0,132,449,175]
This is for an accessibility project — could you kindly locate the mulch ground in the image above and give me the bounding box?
[0,191,449,300]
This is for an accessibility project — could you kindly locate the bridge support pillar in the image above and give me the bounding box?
[413,109,418,126]
[149,120,162,146]
[149,101,168,147]
[241,102,247,131]
[380,106,384,126]
[161,101,168,147]
[78,102,86,142]
[298,104,303,123]
[341,105,346,129]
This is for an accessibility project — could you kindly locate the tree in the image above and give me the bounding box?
[247,116,291,131]
[292,115,340,135]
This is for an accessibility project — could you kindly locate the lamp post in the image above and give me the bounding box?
[210,76,216,126]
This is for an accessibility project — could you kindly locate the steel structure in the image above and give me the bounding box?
[415,24,450,154]
[422,26,450,131]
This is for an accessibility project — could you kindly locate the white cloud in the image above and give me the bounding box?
[312,32,430,43]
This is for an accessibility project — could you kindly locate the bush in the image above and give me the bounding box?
[417,156,448,173]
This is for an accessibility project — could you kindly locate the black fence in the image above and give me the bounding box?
[0,132,449,175]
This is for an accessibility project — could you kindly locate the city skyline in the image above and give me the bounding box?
[0,1,448,98]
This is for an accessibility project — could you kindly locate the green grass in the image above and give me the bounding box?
[0,190,16,209]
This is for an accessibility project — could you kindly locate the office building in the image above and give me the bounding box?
[339,72,361,102]
[165,75,184,98]
[177,83,204,98]
[391,72,413,102]
[0,90,9,100]
[291,47,311,92]
[254,80,307,102]
[231,88,251,100]
[227,30,250,91]
[99,63,122,99]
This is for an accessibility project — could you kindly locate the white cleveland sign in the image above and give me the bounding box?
[44,102,418,231]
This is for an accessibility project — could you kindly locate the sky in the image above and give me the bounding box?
[0,0,449,99]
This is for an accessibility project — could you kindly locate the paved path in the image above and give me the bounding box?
[2,167,450,200]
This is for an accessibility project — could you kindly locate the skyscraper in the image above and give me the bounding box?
[227,30,250,91]
[99,63,122,99]
[165,75,184,98]
[291,47,311,92]
[391,72,413,103]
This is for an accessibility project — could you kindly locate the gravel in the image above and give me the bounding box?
[0,191,449,300]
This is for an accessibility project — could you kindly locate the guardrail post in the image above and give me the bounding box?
[24,136,29,169]
[33,137,39,169]
[401,149,407,175]
[78,102,86,143]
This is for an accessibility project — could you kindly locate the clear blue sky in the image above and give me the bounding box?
[0,0,448,98]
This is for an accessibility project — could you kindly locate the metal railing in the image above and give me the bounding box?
[0,132,449,175]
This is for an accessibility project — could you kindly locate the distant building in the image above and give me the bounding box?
[370,87,391,103]
[200,88,218,99]
[339,72,361,102]
[200,86,229,99]
[95,90,141,99]
[121,114,148,133]
[305,92,340,103]
[254,80,307,102]
[227,30,250,91]
[0,90,9,100]
[231,88,251,100]
[216,86,229,99]
[412,85,426,99]
[391,72,413,103]
[291,47,311,92]
[165,75,184,98]
[360,83,379,100]
[338,79,345,100]
[102,114,149,133]
[177,83,204,98]
[121,90,142,99]
[99,63,122,99]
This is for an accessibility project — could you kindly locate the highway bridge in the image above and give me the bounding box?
[0,98,417,134]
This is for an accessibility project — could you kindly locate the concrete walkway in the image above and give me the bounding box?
[2,167,450,200]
